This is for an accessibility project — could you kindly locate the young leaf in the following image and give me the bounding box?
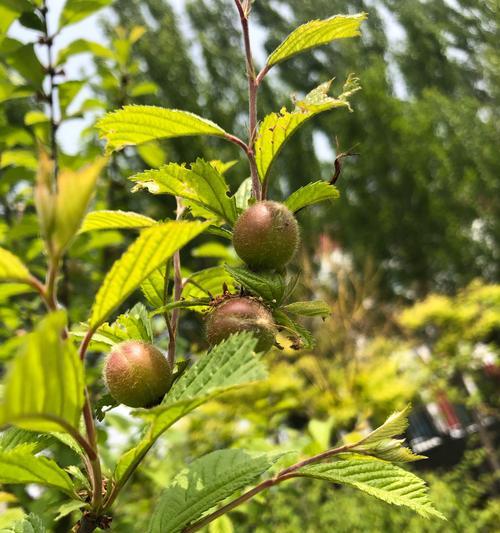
[273,309,315,349]
[97,105,227,153]
[281,300,331,318]
[266,13,367,68]
[255,77,360,182]
[0,447,76,497]
[141,268,166,308]
[224,265,287,305]
[284,181,339,213]
[114,333,266,485]
[0,248,31,283]
[362,405,412,445]
[296,459,445,520]
[148,449,283,533]
[79,210,155,234]
[89,221,210,328]
[130,159,237,225]
[181,266,235,311]
[0,312,85,433]
[58,0,112,29]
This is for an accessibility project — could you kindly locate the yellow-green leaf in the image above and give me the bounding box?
[266,13,367,68]
[255,77,360,182]
[0,447,76,497]
[79,210,155,234]
[97,105,227,153]
[0,248,31,283]
[284,181,339,213]
[89,221,210,328]
[0,312,85,433]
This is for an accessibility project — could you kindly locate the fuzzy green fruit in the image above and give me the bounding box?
[104,340,172,408]
[233,201,299,270]
[206,297,277,352]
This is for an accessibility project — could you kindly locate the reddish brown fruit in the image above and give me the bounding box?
[206,297,277,352]
[104,340,172,408]
[233,201,299,270]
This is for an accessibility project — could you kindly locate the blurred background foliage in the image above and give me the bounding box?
[0,0,499,531]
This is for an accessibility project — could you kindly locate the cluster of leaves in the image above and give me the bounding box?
[0,2,446,531]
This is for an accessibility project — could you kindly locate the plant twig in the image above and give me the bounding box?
[234,0,262,200]
[183,443,352,532]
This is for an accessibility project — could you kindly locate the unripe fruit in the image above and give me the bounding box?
[206,297,276,352]
[104,340,172,408]
[233,201,299,270]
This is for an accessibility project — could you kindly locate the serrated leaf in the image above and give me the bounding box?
[181,266,235,311]
[266,13,367,68]
[0,428,50,454]
[58,0,112,29]
[355,438,425,463]
[130,159,237,225]
[3,513,47,533]
[297,459,445,520]
[56,39,113,66]
[224,265,286,305]
[148,449,282,533]
[0,311,85,433]
[0,248,31,283]
[281,300,330,317]
[362,406,411,445]
[255,77,360,182]
[273,309,315,349]
[141,268,166,308]
[209,160,237,175]
[0,447,76,496]
[114,333,266,486]
[284,181,339,213]
[89,221,210,328]
[97,105,227,153]
[79,210,155,234]
[54,500,86,521]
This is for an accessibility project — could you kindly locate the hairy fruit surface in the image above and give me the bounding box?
[206,297,277,352]
[104,340,172,408]
[233,201,299,270]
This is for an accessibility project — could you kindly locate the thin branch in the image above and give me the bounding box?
[183,443,352,532]
[234,0,262,200]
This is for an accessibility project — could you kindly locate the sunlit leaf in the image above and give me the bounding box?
[0,248,31,283]
[266,13,367,68]
[56,39,113,66]
[0,312,85,433]
[97,105,227,153]
[79,210,155,234]
[284,181,339,213]
[89,221,210,328]
[58,0,112,29]
[281,300,331,317]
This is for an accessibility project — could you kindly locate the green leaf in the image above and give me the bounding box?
[362,406,411,445]
[181,266,235,311]
[297,459,445,520]
[4,42,45,88]
[79,210,155,234]
[137,141,165,167]
[97,105,227,153]
[281,300,331,318]
[56,39,113,66]
[273,309,315,350]
[208,515,233,533]
[224,265,287,305]
[0,149,37,170]
[233,177,252,211]
[58,0,112,29]
[266,13,367,68]
[0,312,85,433]
[0,447,76,496]
[89,221,210,328]
[255,77,360,182]
[148,449,282,533]
[141,268,166,308]
[2,513,47,533]
[130,159,237,225]
[58,80,85,116]
[0,248,31,283]
[114,332,266,486]
[0,428,50,453]
[54,500,86,522]
[284,181,339,213]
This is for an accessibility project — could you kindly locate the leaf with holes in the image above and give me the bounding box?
[255,77,360,182]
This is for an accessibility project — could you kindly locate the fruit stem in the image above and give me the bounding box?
[234,0,262,200]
